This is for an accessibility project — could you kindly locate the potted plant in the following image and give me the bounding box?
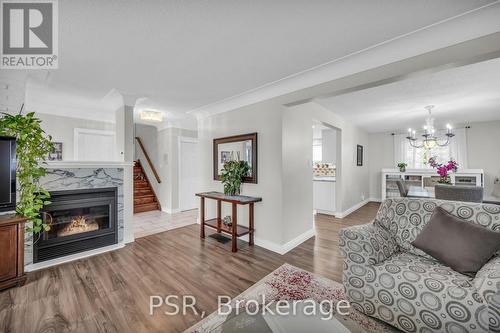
[0,110,54,239]
[219,160,251,195]
[428,157,458,184]
[397,162,408,172]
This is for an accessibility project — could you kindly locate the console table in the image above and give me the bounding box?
[0,214,27,291]
[196,192,262,252]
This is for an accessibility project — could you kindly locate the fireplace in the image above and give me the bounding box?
[33,188,118,263]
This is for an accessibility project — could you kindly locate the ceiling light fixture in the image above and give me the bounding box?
[140,110,163,122]
[406,105,454,149]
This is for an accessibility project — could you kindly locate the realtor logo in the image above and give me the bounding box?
[1,0,58,69]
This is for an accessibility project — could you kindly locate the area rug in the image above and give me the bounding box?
[185,263,400,333]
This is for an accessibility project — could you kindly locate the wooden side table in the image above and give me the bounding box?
[196,192,262,252]
[0,214,27,291]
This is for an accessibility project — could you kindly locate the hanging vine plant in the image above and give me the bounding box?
[0,106,54,237]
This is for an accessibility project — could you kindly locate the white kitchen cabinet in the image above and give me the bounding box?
[313,179,336,214]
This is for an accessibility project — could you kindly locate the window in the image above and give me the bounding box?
[405,145,451,169]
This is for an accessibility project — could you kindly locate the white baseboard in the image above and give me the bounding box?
[314,209,336,216]
[335,199,370,218]
[279,227,315,255]
[253,237,285,254]
[251,226,315,255]
[162,208,181,214]
[334,198,382,218]
[25,243,125,272]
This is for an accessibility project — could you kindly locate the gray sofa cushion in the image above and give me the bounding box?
[412,207,500,276]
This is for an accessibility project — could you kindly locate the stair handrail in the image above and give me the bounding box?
[135,137,161,183]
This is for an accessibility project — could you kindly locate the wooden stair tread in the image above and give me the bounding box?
[134,202,160,213]
[134,198,156,203]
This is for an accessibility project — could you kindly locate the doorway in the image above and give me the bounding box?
[312,120,340,216]
[179,137,199,211]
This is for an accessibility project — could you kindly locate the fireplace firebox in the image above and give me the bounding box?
[33,188,118,263]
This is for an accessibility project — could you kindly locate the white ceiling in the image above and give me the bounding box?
[315,57,500,133]
[0,0,497,123]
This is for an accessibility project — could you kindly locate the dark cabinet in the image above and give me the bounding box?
[0,215,27,291]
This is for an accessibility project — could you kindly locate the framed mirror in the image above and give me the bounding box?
[213,133,257,183]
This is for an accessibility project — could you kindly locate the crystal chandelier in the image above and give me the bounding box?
[406,105,454,149]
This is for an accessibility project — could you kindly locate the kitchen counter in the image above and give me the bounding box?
[313,176,336,182]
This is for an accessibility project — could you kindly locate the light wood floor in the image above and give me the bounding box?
[0,202,379,333]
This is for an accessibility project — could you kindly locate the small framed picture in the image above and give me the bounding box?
[356,145,363,166]
[221,151,231,164]
[48,142,63,161]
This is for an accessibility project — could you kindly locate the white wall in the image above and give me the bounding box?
[37,113,115,161]
[198,101,285,249]
[281,107,315,244]
[120,105,135,243]
[466,120,500,196]
[368,133,395,200]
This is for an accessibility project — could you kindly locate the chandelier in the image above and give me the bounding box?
[406,105,454,149]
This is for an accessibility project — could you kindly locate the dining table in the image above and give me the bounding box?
[407,186,434,198]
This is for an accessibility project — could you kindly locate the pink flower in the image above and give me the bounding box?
[437,166,448,178]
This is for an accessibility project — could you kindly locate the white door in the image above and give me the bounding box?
[74,129,116,161]
[179,139,199,211]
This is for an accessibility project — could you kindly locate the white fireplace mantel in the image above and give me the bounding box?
[44,161,134,169]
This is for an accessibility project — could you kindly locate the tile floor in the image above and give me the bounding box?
[133,209,198,238]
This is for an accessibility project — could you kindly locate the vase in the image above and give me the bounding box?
[399,167,406,172]
[438,177,451,185]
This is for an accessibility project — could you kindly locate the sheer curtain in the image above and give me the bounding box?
[394,128,468,169]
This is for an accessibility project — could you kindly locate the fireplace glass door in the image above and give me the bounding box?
[43,204,111,240]
[34,188,118,263]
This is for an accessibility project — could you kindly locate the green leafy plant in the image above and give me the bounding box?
[0,110,54,237]
[219,160,251,195]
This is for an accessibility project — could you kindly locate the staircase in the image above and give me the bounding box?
[134,160,161,213]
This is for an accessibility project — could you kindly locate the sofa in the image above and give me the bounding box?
[339,198,500,333]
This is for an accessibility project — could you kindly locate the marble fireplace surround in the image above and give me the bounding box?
[24,161,134,272]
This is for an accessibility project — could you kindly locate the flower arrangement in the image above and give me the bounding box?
[428,157,458,184]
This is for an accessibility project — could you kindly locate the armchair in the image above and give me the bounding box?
[340,198,500,333]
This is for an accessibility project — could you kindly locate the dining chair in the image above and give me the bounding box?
[434,184,484,203]
[483,180,500,205]
[396,179,408,197]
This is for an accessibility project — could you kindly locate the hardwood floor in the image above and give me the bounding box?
[0,202,380,333]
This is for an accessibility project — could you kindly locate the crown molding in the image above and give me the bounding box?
[188,1,500,118]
